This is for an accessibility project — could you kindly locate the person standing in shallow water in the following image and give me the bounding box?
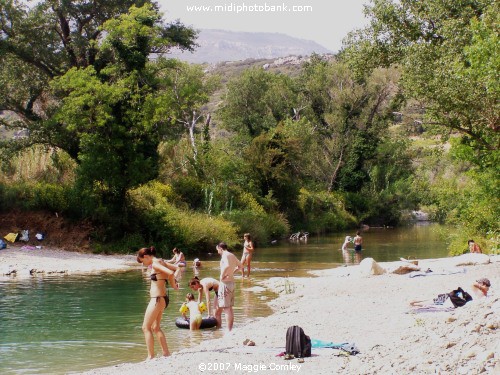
[354,231,363,252]
[240,233,254,278]
[216,242,242,331]
[137,246,179,360]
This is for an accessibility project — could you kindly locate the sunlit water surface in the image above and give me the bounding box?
[0,224,449,374]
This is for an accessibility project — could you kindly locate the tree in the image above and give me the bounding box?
[341,0,499,164]
[0,1,197,231]
[0,0,196,161]
[298,57,400,192]
[218,68,299,138]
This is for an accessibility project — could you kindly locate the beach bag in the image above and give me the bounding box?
[286,325,311,358]
[448,287,473,308]
[0,239,6,250]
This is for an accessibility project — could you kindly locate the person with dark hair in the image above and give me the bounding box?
[137,246,179,360]
[240,233,254,278]
[167,247,187,267]
[468,240,482,254]
[353,231,363,252]
[471,278,491,298]
[189,276,221,325]
[216,242,242,331]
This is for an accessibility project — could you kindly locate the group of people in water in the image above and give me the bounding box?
[135,230,488,360]
[135,233,255,360]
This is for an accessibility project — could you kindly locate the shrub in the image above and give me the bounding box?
[128,181,239,254]
[0,182,71,212]
[296,188,357,233]
[223,209,290,244]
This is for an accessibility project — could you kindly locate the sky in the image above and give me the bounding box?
[156,0,370,52]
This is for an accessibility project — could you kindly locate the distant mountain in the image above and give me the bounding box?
[168,29,332,64]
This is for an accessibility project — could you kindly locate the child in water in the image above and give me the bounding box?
[181,293,203,330]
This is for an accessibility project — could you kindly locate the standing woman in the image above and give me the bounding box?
[137,246,179,360]
[240,233,254,278]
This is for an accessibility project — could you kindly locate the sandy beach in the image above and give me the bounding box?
[1,247,498,374]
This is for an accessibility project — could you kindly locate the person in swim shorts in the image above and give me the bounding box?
[217,242,242,331]
[353,231,363,252]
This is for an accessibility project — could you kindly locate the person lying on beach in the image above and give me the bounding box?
[409,279,490,311]
[181,293,203,330]
[470,278,491,299]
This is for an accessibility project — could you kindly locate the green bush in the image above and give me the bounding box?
[128,181,239,254]
[0,182,71,212]
[223,209,290,245]
[296,188,357,233]
[446,226,498,256]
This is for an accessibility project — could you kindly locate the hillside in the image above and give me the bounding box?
[168,29,332,64]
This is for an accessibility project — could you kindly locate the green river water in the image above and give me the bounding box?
[0,224,449,374]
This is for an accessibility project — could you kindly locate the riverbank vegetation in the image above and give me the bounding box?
[0,0,498,255]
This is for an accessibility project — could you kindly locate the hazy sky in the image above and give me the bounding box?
[157,0,370,52]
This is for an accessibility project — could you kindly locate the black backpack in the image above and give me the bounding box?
[448,287,473,308]
[286,325,311,358]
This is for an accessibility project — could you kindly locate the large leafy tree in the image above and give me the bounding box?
[298,57,400,192]
[0,1,197,230]
[342,0,499,166]
[218,68,299,138]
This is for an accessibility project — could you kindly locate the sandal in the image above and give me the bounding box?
[284,354,294,360]
[297,358,305,363]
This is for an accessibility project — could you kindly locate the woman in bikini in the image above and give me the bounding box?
[189,276,221,327]
[137,246,179,360]
[167,248,186,267]
[240,233,254,278]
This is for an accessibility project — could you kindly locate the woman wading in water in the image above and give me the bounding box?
[137,246,179,360]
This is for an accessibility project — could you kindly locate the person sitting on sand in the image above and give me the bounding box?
[181,293,203,330]
[189,276,220,323]
[468,240,482,254]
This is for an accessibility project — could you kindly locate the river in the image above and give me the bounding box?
[0,224,448,374]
